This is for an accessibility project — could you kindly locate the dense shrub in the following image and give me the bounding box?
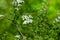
[0,0,60,40]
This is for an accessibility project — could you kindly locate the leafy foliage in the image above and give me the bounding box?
[0,0,60,40]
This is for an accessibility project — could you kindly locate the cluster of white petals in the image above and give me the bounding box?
[17,0,24,6]
[17,0,24,4]
[12,0,24,11]
[22,15,33,24]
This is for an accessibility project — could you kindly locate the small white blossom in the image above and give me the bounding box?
[22,15,29,20]
[23,20,28,24]
[23,19,33,24]
[0,15,4,17]
[12,0,24,6]
[22,15,33,24]
[15,7,19,10]
[17,0,24,6]
[29,15,33,18]
[17,0,24,4]
[55,18,59,22]
[15,35,20,39]
[58,16,60,19]
[18,4,22,6]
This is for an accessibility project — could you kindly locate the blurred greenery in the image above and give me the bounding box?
[0,0,60,40]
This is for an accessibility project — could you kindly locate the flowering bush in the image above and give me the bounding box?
[0,0,60,40]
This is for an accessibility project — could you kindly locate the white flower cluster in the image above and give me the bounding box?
[22,15,33,24]
[17,0,24,4]
[17,0,24,6]
[12,0,24,11]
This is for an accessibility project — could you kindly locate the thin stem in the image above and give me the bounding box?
[16,23,24,37]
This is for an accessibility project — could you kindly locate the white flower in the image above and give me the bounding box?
[17,0,24,6]
[0,15,4,17]
[22,15,29,20]
[55,18,59,22]
[29,15,33,18]
[15,7,19,10]
[12,0,24,6]
[23,19,33,24]
[17,0,24,4]
[23,20,28,24]
[22,15,33,24]
[18,4,22,6]
[58,16,60,19]
[15,35,20,39]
